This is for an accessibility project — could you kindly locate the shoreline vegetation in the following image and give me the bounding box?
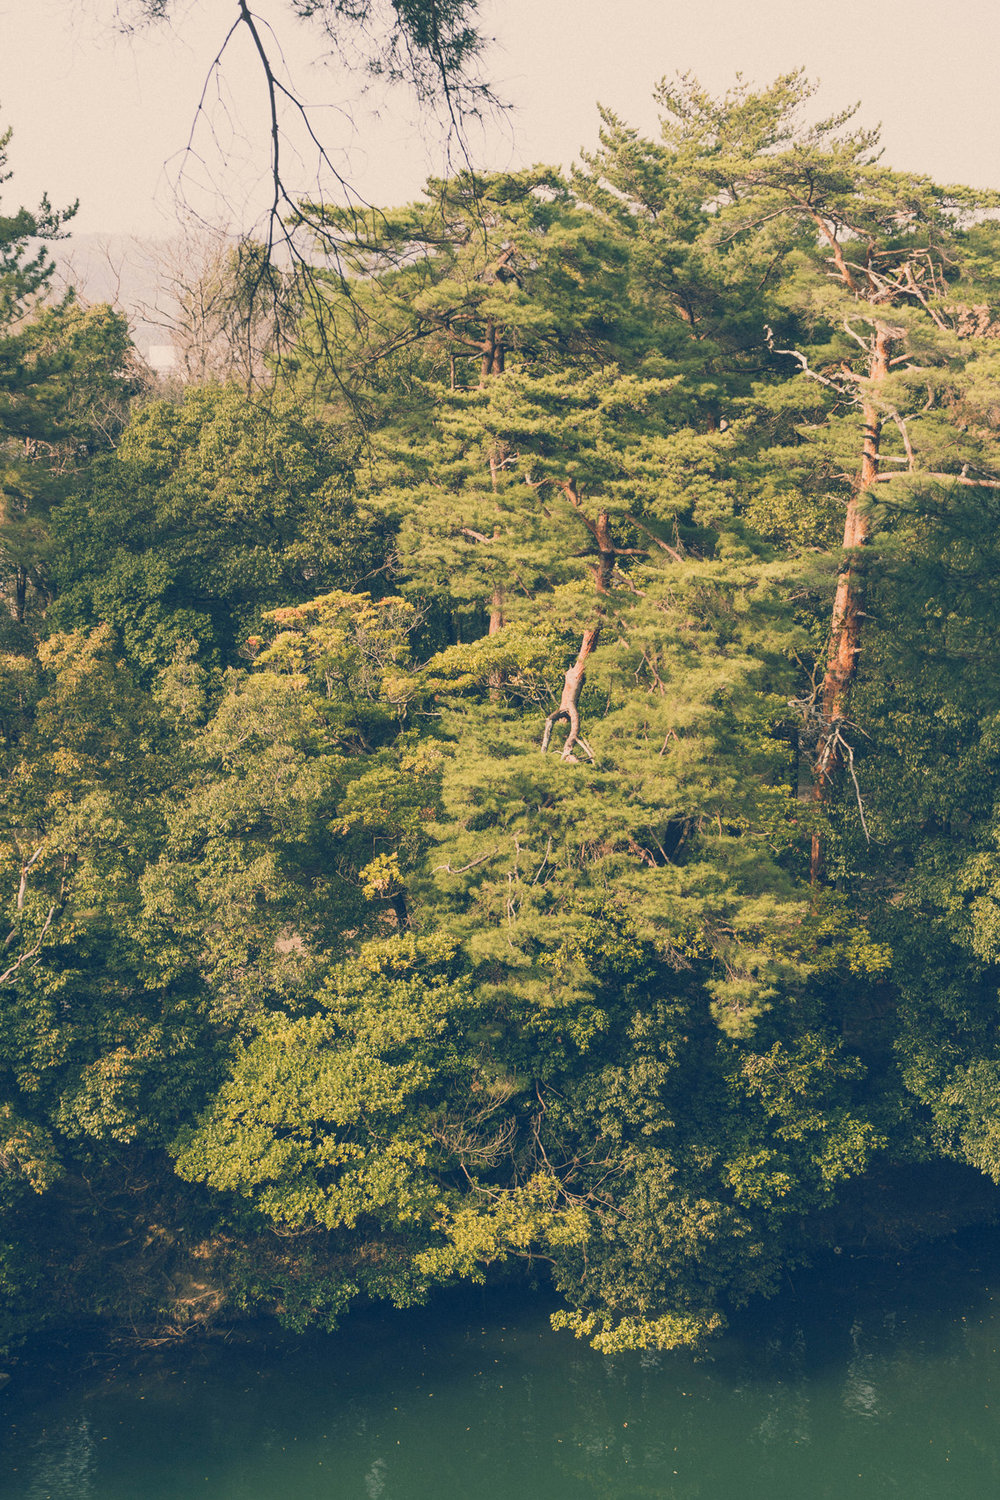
[5,1157,999,1391]
[7,70,1000,1371]
[5,1198,1000,1400]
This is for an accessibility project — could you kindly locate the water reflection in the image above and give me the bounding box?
[5,1236,1000,1499]
[364,1454,387,1499]
[21,1415,95,1500]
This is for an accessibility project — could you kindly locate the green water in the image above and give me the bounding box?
[4,1236,1000,1499]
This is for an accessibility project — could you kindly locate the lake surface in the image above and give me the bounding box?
[3,1234,1000,1499]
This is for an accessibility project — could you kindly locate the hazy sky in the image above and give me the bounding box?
[2,0,1000,237]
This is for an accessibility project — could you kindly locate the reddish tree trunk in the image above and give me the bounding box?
[487,581,506,699]
[480,321,504,383]
[810,324,892,881]
[489,586,505,635]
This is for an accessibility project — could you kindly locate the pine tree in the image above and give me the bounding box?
[0,127,137,627]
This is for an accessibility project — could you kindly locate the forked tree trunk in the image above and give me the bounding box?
[541,627,601,762]
[539,493,617,761]
[810,324,892,881]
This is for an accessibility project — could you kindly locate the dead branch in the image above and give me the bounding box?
[432,849,498,875]
[624,513,685,563]
[0,905,57,987]
[875,470,1000,489]
[540,626,600,763]
[765,326,852,395]
[15,845,44,916]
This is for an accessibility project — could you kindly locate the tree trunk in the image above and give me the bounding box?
[480,320,493,385]
[484,341,505,634]
[13,566,27,625]
[487,583,505,699]
[538,488,617,760]
[487,426,505,679]
[541,627,601,762]
[480,320,505,384]
[811,324,892,880]
[592,510,615,594]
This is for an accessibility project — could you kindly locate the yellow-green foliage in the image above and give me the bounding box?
[8,75,1000,1362]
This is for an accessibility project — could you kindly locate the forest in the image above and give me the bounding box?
[5,69,1000,1367]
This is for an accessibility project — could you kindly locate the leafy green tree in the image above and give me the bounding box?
[297,168,632,398]
[162,471,885,1352]
[9,73,1000,1367]
[0,126,137,627]
[49,384,391,674]
[0,624,229,1356]
[636,74,1000,870]
[155,132,907,1352]
[819,483,1000,1193]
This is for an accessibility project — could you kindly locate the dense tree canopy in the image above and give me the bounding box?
[48,385,391,673]
[6,72,1000,1365]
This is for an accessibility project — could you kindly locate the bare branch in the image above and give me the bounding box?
[624,513,685,563]
[875,470,1000,489]
[432,849,498,875]
[765,325,852,395]
[0,905,57,988]
[842,318,871,352]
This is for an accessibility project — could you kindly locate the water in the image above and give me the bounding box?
[4,1235,1000,1499]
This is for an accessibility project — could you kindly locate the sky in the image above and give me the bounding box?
[2,0,1000,239]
